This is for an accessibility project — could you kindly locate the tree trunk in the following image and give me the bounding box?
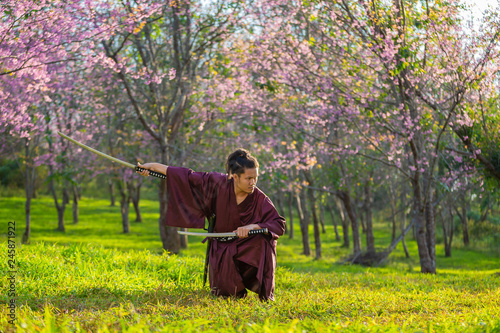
[424,182,436,272]
[391,207,397,243]
[411,177,435,273]
[364,180,375,255]
[23,196,32,244]
[455,192,469,247]
[131,182,142,222]
[338,190,361,254]
[400,185,410,258]
[359,209,366,234]
[461,202,469,246]
[297,191,311,256]
[287,192,294,239]
[57,205,65,232]
[389,184,397,242]
[328,203,340,241]
[72,184,79,224]
[376,218,415,265]
[448,210,454,257]
[307,188,321,259]
[440,205,453,257]
[49,178,66,232]
[22,140,35,244]
[118,181,130,234]
[276,190,286,220]
[109,179,116,207]
[303,170,321,259]
[319,196,326,234]
[335,197,349,248]
[120,198,130,234]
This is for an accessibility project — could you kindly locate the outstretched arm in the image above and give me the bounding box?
[136,162,168,176]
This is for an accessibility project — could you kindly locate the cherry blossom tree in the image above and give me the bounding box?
[95,0,244,253]
[220,0,500,272]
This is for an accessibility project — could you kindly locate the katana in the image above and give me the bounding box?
[57,131,166,179]
[178,228,268,239]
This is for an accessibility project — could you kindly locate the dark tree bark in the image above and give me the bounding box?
[297,190,311,256]
[108,175,116,207]
[308,188,321,259]
[287,192,294,239]
[338,190,361,254]
[411,175,435,273]
[424,181,436,272]
[72,184,79,224]
[327,203,340,241]
[359,209,366,234]
[276,190,286,220]
[376,218,415,265]
[131,181,143,222]
[120,199,130,234]
[454,191,469,246]
[319,194,326,234]
[117,181,131,234]
[364,178,375,255]
[303,170,321,259]
[389,184,397,243]
[49,175,67,232]
[22,138,37,244]
[102,0,235,253]
[440,204,453,257]
[335,197,349,248]
[400,184,410,258]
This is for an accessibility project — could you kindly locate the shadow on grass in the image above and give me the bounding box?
[17,287,215,312]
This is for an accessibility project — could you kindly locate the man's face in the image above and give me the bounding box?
[234,168,258,194]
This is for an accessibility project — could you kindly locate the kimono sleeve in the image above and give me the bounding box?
[166,166,224,228]
[257,197,286,240]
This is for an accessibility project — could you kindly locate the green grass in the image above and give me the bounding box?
[0,196,499,332]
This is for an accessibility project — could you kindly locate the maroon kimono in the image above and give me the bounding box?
[166,167,286,300]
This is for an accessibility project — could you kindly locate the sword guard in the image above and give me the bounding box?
[135,166,166,179]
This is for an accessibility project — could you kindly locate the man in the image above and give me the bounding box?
[137,148,286,301]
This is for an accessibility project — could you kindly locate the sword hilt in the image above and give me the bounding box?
[217,228,269,242]
[249,228,268,236]
[135,166,166,179]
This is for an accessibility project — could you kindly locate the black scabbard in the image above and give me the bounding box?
[203,214,216,287]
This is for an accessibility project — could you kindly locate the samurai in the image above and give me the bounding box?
[137,148,286,301]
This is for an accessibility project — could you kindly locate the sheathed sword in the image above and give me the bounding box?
[178,228,268,241]
[57,131,166,179]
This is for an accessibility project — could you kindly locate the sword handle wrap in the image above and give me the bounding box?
[249,228,268,236]
[135,166,167,179]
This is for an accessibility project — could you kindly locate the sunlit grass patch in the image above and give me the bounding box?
[1,241,499,332]
[1,196,499,332]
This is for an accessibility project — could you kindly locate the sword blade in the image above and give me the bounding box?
[178,230,237,238]
[57,131,135,169]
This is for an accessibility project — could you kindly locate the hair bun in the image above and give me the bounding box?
[226,148,259,176]
[236,150,247,158]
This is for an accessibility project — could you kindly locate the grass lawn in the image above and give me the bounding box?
[0,196,499,332]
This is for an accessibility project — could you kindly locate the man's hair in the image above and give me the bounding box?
[225,148,259,176]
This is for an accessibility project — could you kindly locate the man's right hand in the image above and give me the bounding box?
[137,162,153,177]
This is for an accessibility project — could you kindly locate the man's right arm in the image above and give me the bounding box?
[136,162,168,176]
